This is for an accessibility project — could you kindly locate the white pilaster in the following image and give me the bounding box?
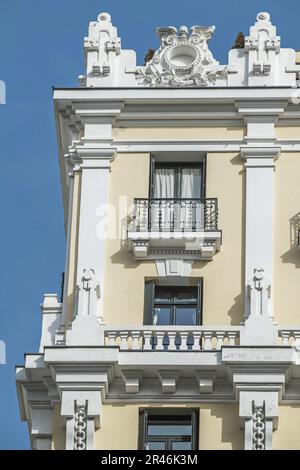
[238,103,285,323]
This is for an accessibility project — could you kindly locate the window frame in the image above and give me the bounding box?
[143,281,203,326]
[138,408,199,450]
[149,155,206,199]
[153,285,200,326]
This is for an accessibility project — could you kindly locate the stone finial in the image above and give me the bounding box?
[228,11,299,86]
[79,12,136,87]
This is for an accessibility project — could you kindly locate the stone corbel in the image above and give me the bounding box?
[121,370,144,393]
[195,370,216,394]
[158,371,179,393]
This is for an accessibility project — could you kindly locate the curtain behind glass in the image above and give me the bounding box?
[152,169,175,230]
[180,168,202,230]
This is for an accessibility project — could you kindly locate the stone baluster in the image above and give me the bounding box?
[107,331,117,347]
[131,330,141,350]
[203,331,213,350]
[143,331,153,350]
[216,331,225,349]
[156,331,165,351]
[168,331,177,351]
[180,331,189,351]
[192,331,202,351]
[228,331,237,346]
[119,331,129,350]
[280,330,290,346]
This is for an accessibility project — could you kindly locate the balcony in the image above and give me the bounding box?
[104,325,240,351]
[127,198,221,261]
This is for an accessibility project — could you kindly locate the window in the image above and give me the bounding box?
[139,409,199,450]
[144,283,202,326]
[149,158,206,231]
[150,159,206,199]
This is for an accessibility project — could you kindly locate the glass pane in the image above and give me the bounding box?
[147,441,166,450]
[175,307,197,325]
[153,307,171,325]
[176,288,197,302]
[155,288,172,302]
[148,424,192,436]
[172,441,192,450]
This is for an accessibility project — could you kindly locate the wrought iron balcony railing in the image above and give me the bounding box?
[128,198,218,232]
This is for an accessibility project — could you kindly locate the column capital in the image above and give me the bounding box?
[240,144,281,166]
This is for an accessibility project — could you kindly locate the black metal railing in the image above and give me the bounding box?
[129,198,218,232]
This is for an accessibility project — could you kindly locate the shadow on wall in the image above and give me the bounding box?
[209,405,243,450]
[281,212,300,268]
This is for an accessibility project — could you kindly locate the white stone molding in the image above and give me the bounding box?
[39,294,62,353]
[137,24,228,87]
[15,374,54,451]
[79,12,136,87]
[155,259,193,277]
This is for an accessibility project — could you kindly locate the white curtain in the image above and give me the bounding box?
[151,167,203,231]
[154,169,175,198]
[180,168,202,230]
[152,169,175,230]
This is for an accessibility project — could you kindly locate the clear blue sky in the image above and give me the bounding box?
[0,0,299,450]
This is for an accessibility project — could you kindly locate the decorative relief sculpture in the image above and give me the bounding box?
[252,401,266,450]
[73,402,88,451]
[76,268,101,318]
[248,268,271,318]
[137,24,228,87]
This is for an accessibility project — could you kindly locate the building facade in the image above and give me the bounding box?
[16,11,300,450]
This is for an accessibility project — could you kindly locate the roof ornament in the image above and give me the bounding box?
[137,24,228,87]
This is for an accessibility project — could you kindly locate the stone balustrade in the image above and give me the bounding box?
[277,328,300,347]
[104,326,241,351]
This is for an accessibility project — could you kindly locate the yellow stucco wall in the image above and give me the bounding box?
[103,150,244,326]
[274,152,300,324]
[273,406,300,450]
[276,126,300,140]
[52,403,65,450]
[93,404,242,450]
